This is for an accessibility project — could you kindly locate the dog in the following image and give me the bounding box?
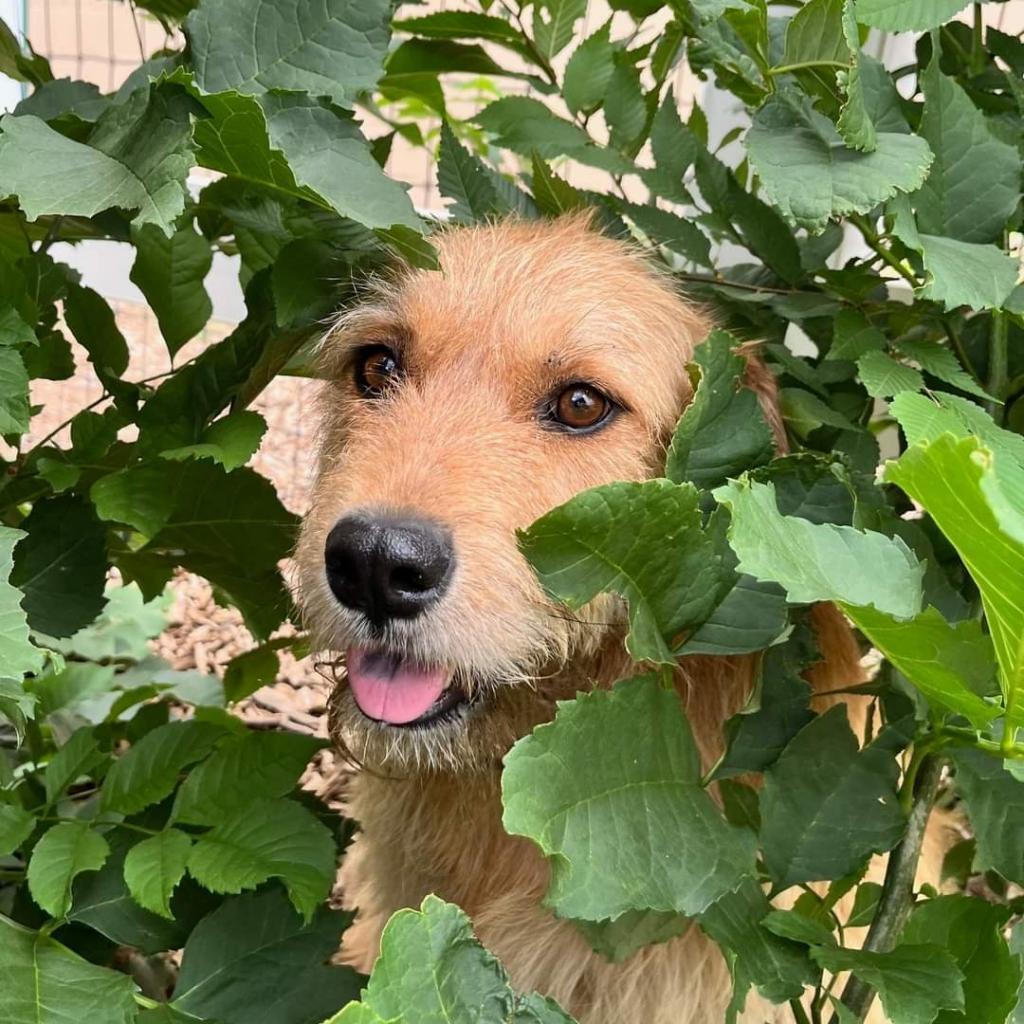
[295,214,873,1023]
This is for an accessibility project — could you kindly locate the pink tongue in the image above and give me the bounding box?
[346,646,450,725]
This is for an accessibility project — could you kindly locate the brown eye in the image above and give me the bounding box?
[552,384,613,432]
[355,346,401,397]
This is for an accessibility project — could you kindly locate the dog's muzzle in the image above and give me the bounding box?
[324,511,454,626]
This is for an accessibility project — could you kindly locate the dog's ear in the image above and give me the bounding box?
[737,342,788,454]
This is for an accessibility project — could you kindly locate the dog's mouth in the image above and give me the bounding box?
[345,645,471,727]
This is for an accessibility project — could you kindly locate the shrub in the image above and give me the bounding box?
[0,0,1022,1022]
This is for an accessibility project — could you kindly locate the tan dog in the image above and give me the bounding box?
[295,215,867,1023]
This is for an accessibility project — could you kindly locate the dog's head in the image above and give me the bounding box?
[296,215,727,770]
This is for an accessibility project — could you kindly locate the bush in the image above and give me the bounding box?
[0,0,1022,1022]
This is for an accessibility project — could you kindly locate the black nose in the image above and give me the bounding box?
[324,513,455,625]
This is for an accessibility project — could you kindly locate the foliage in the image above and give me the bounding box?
[0,0,1022,1022]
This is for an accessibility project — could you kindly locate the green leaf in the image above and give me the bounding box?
[13,76,109,123]
[145,462,298,639]
[619,202,712,267]
[698,878,818,1008]
[812,944,964,1024]
[186,0,391,106]
[187,797,336,920]
[886,434,1024,727]
[844,606,999,727]
[893,340,990,401]
[68,841,199,954]
[532,0,586,60]
[223,641,283,703]
[473,96,630,173]
[63,284,130,387]
[84,82,195,233]
[518,480,725,663]
[438,123,526,221]
[745,91,932,233]
[91,464,175,540]
[161,411,268,472]
[782,0,847,70]
[530,155,586,216]
[646,89,698,202]
[172,731,324,825]
[172,888,362,1024]
[502,676,756,922]
[0,914,137,1024]
[605,59,646,151]
[44,726,106,806]
[666,329,775,489]
[762,908,837,948]
[760,705,905,887]
[914,57,1020,244]
[0,803,35,856]
[101,719,225,815]
[393,11,532,56]
[856,349,924,398]
[130,222,213,357]
[174,72,421,233]
[903,895,1021,1024]
[124,828,193,919]
[338,895,574,1024]
[0,533,38,672]
[889,196,1019,312]
[713,476,923,619]
[260,93,421,231]
[28,821,110,918]
[563,24,615,116]
[711,630,815,779]
[0,94,192,232]
[0,348,29,434]
[836,3,876,152]
[854,0,970,33]
[952,747,1024,885]
[828,311,886,361]
[12,494,108,639]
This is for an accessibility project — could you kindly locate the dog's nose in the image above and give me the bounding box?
[324,513,454,624]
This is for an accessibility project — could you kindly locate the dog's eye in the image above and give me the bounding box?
[552,384,613,432]
[355,346,401,398]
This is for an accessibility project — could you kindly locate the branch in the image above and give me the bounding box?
[828,753,945,1023]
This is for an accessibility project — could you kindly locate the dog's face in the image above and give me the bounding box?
[296,216,708,771]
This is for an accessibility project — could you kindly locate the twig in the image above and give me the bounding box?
[849,214,918,289]
[828,753,945,1023]
[987,309,1008,422]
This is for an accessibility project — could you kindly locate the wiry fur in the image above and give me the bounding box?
[296,216,878,1022]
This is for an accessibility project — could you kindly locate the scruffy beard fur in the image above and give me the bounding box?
[293,216,925,1024]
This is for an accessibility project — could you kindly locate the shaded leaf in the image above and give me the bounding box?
[12,494,108,639]
[760,705,905,888]
[173,888,362,1024]
[101,719,225,815]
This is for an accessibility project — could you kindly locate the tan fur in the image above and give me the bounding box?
[296,216,891,1023]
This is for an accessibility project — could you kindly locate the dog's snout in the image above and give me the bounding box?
[324,513,454,624]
